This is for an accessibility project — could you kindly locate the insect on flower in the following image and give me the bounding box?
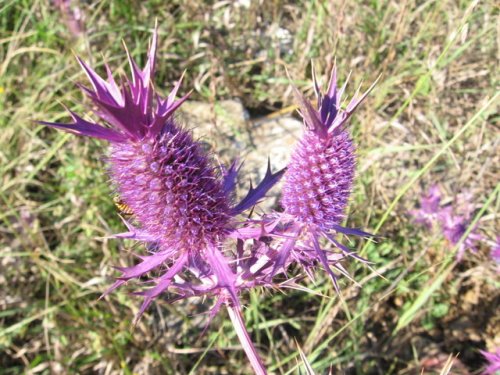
[113,195,134,216]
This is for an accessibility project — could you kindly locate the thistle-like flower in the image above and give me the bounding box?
[269,67,377,289]
[440,207,483,262]
[410,185,442,229]
[411,187,484,261]
[40,29,284,374]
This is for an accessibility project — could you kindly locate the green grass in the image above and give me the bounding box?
[1,0,498,374]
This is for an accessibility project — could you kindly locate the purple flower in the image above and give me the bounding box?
[480,348,500,375]
[437,192,483,262]
[491,237,500,264]
[39,28,284,374]
[53,0,84,37]
[410,185,442,229]
[410,187,484,262]
[269,67,377,289]
[440,210,482,261]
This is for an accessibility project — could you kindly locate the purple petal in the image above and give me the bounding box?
[76,56,122,106]
[336,71,351,108]
[115,251,171,280]
[100,279,126,299]
[112,230,157,242]
[222,159,240,197]
[293,85,327,137]
[92,90,145,138]
[321,66,339,128]
[322,231,371,264]
[286,67,327,137]
[311,64,322,108]
[310,233,340,294]
[330,75,380,134]
[231,160,285,214]
[271,223,301,275]
[166,69,186,107]
[204,244,239,307]
[38,109,126,142]
[421,185,442,213]
[134,252,188,321]
[480,349,500,375]
[149,81,191,137]
[229,218,281,240]
[330,224,374,238]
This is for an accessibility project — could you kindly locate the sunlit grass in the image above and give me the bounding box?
[1,0,497,373]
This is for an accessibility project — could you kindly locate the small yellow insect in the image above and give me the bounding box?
[113,195,134,216]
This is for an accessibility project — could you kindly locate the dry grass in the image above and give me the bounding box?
[1,0,498,374]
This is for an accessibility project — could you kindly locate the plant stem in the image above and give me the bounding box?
[227,305,267,375]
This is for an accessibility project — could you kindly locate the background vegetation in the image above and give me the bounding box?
[1,0,498,373]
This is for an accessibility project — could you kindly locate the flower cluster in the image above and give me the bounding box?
[411,186,484,261]
[40,30,375,374]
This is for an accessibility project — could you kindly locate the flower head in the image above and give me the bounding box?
[39,30,232,310]
[269,66,377,289]
[40,28,284,373]
[410,185,442,229]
